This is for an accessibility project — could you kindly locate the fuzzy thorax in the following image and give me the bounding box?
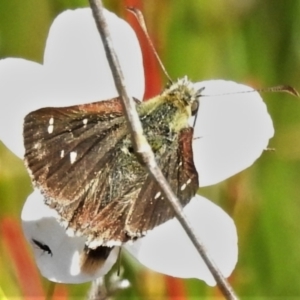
[138,76,199,133]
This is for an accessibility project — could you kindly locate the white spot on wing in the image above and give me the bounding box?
[154,192,161,199]
[60,150,65,158]
[47,126,53,134]
[180,178,192,191]
[70,151,77,164]
[83,118,88,127]
[33,142,41,150]
[47,117,54,134]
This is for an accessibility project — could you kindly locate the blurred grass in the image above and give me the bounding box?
[1,0,300,299]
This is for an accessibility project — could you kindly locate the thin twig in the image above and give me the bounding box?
[88,1,239,299]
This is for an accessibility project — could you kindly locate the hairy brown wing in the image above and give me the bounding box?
[24,98,128,219]
[125,127,199,237]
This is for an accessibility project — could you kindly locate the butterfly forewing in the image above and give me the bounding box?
[24,98,124,200]
[24,95,199,247]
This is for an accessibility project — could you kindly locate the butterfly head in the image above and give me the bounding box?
[162,76,202,115]
[147,76,203,132]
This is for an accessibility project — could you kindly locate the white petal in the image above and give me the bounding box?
[125,195,238,286]
[192,80,274,186]
[21,190,118,283]
[43,8,144,103]
[0,59,47,157]
[0,8,144,158]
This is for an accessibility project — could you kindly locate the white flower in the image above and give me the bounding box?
[22,189,120,283]
[0,8,274,285]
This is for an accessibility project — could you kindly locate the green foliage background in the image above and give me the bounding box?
[0,0,300,299]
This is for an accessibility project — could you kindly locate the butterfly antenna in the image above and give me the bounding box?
[201,85,299,98]
[256,85,299,97]
[127,7,172,82]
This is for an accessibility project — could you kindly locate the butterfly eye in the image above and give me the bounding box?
[32,239,53,256]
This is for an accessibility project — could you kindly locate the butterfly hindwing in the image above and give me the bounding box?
[125,127,199,237]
